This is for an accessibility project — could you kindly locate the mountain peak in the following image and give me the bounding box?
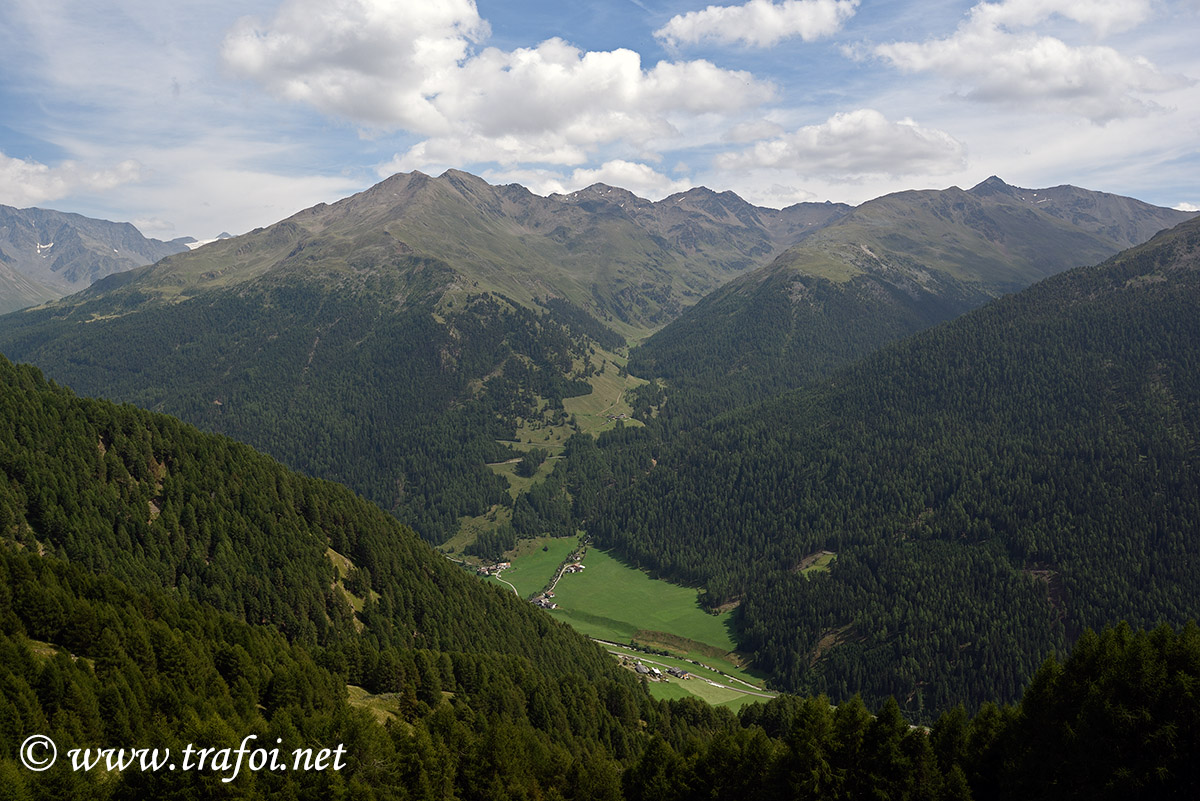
[969,176,1016,197]
[555,183,647,210]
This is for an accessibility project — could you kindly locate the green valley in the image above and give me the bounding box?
[549,549,741,666]
[466,533,773,708]
[483,535,578,597]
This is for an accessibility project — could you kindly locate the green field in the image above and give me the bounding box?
[562,358,646,437]
[548,548,763,683]
[650,677,761,710]
[501,351,646,452]
[487,455,561,498]
[801,551,837,576]
[602,643,772,710]
[474,542,775,707]
[485,536,578,598]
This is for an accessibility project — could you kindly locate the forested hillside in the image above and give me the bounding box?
[577,216,1200,715]
[0,350,656,798]
[0,173,1188,548]
[4,538,1197,798]
[0,264,597,544]
[1,238,1198,796]
[0,353,622,674]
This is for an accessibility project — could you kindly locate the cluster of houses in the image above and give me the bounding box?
[533,591,557,610]
[621,656,690,681]
[476,562,511,577]
[563,562,585,574]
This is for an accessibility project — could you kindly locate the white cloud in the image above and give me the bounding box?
[225,0,773,168]
[0,152,143,208]
[439,41,769,141]
[655,0,859,48]
[481,161,692,201]
[715,109,965,177]
[223,0,489,132]
[1175,202,1200,212]
[564,160,694,198]
[874,0,1188,123]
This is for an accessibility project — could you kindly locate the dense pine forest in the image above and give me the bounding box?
[626,267,982,427]
[3,352,1199,797]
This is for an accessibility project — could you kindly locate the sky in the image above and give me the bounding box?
[0,0,1197,240]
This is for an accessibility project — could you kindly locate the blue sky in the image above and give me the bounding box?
[1,0,1197,240]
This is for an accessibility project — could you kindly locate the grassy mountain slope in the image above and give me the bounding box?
[78,169,846,336]
[629,178,1195,422]
[594,216,1200,715]
[0,261,59,316]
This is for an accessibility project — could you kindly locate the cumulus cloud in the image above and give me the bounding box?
[715,109,965,177]
[0,153,143,207]
[224,0,773,168]
[874,0,1187,123]
[1175,202,1200,212]
[222,0,489,131]
[655,0,859,48]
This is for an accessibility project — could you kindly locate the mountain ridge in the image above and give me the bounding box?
[0,204,189,313]
[64,169,848,334]
[627,176,1196,423]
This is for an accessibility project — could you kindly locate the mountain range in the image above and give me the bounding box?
[628,176,1196,422]
[58,169,848,334]
[0,204,190,314]
[0,172,1191,547]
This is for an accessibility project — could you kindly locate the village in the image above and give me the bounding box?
[531,558,587,608]
[476,554,589,610]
